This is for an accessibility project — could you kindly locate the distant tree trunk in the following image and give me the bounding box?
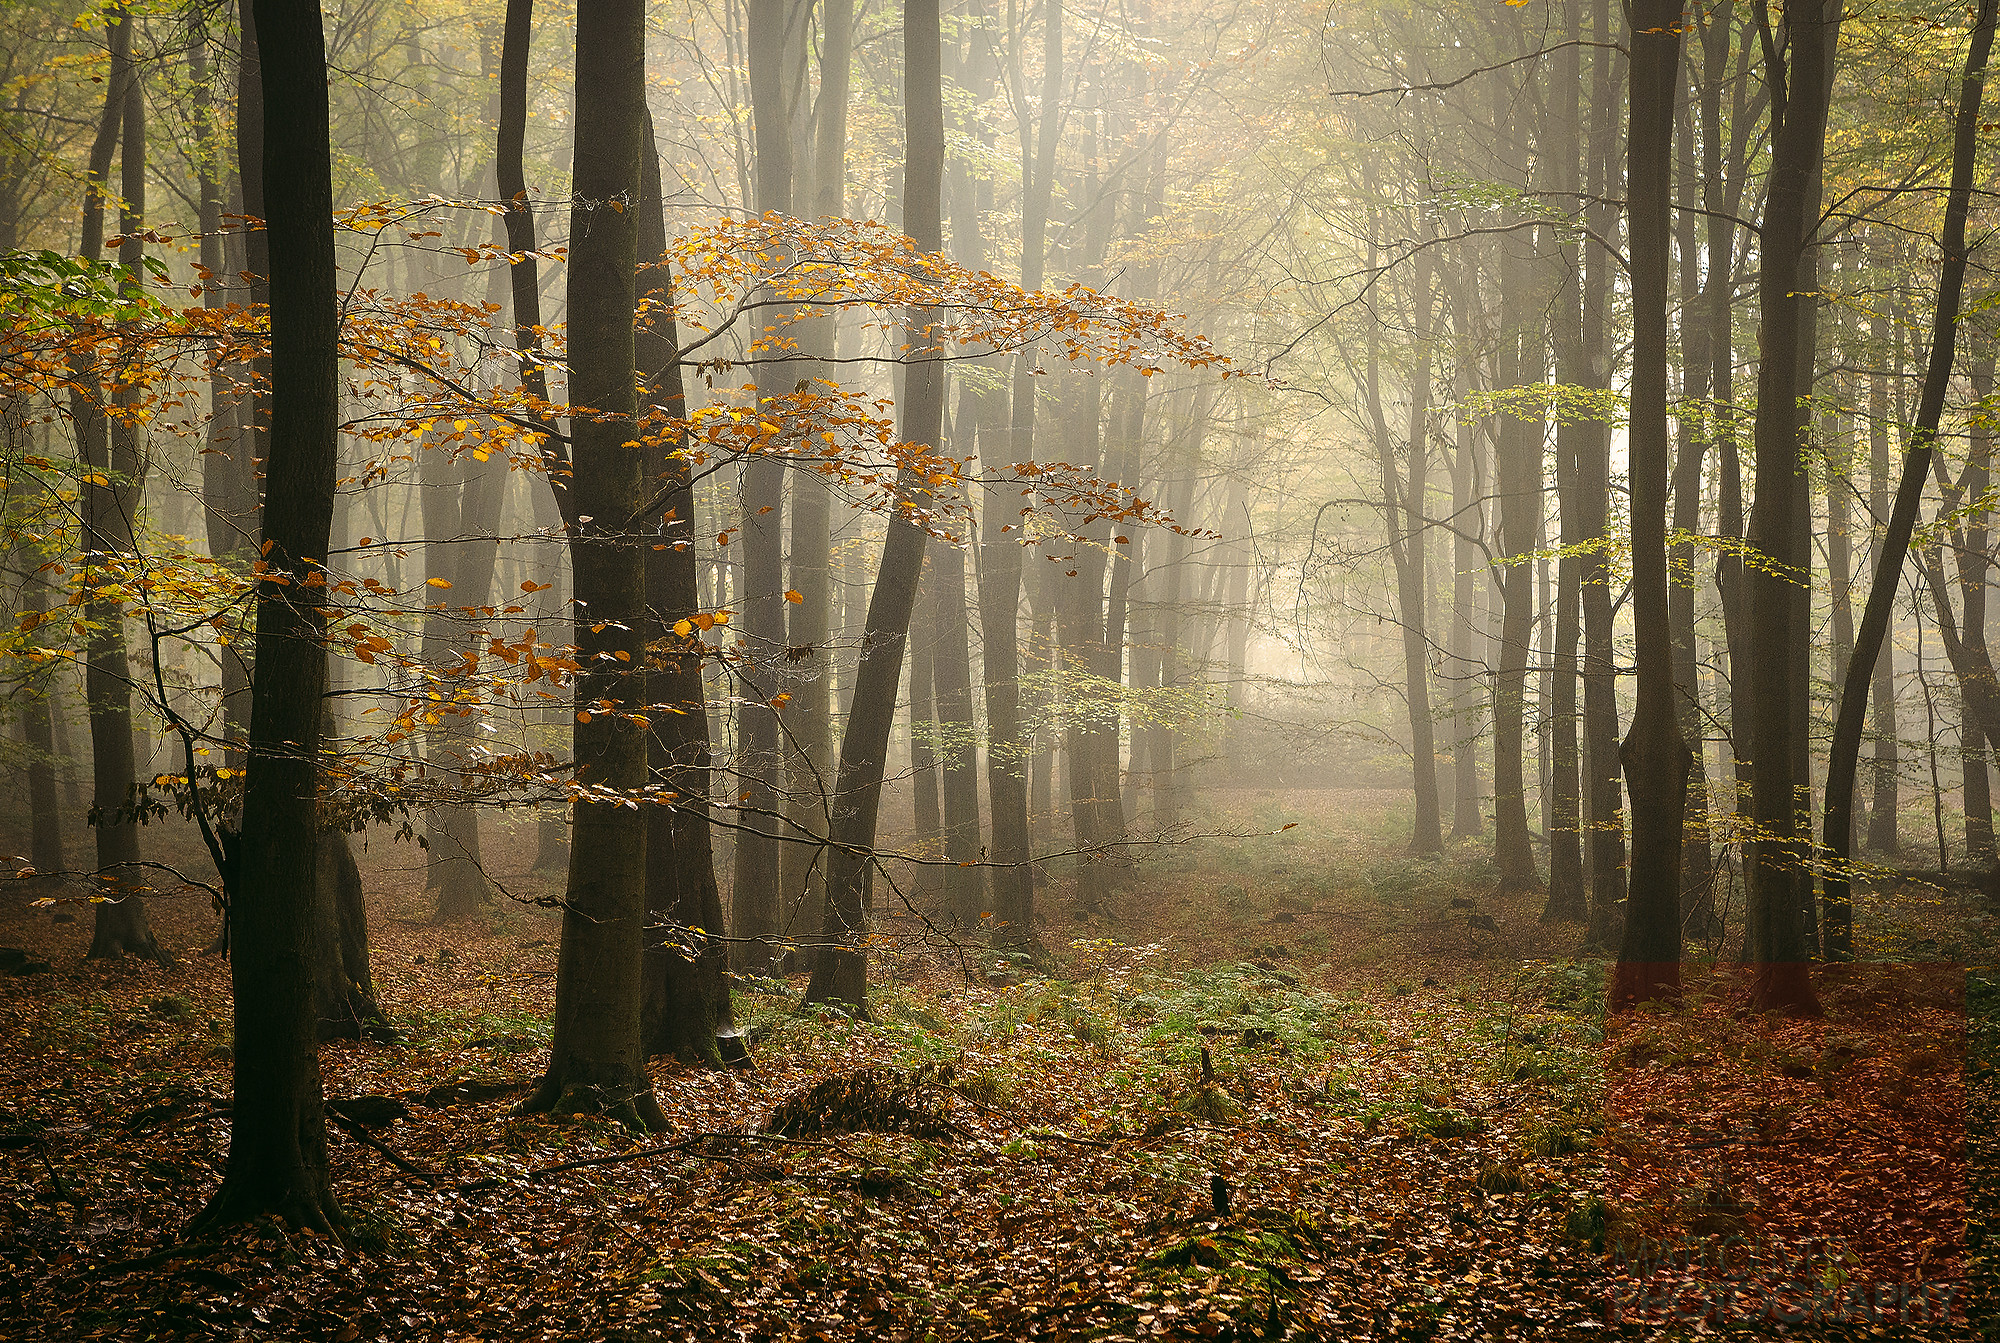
[636,119,744,1067]
[19,564,63,876]
[805,0,943,1012]
[518,0,666,1126]
[1612,0,1691,1008]
[910,554,945,885]
[497,0,573,877]
[1864,256,1901,853]
[983,0,1061,947]
[731,0,798,972]
[1671,30,1718,924]
[936,392,985,921]
[1580,0,1627,947]
[82,28,167,965]
[1490,247,1541,894]
[313,825,390,1042]
[191,0,344,1234]
[782,0,853,928]
[1367,249,1443,856]
[1745,0,1842,1011]
[1543,8,1588,917]
[1447,280,1485,841]
[1962,355,1998,864]
[227,0,269,758]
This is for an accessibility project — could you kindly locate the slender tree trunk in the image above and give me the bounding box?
[1448,280,1485,841]
[1671,31,1717,920]
[983,0,1061,947]
[937,396,985,921]
[1612,0,1692,1008]
[1865,253,1902,853]
[83,27,167,965]
[782,0,853,929]
[1544,4,1588,916]
[636,119,745,1066]
[518,0,665,1127]
[1962,355,1997,863]
[804,0,944,1013]
[1368,250,1443,856]
[190,0,344,1234]
[1490,247,1541,894]
[731,0,798,971]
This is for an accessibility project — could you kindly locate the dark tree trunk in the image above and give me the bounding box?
[190,0,344,1235]
[518,0,665,1128]
[636,119,745,1068]
[1612,0,1692,1009]
[1745,0,1842,1012]
[313,828,390,1042]
[804,0,944,1012]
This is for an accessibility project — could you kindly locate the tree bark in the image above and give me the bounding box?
[983,0,1061,947]
[731,0,799,972]
[804,0,944,1012]
[636,118,746,1067]
[190,0,344,1235]
[518,0,665,1127]
[1612,0,1692,1009]
[1745,0,1842,1011]
[82,24,167,965]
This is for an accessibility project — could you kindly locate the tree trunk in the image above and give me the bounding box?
[983,0,1062,947]
[83,28,167,965]
[936,392,985,921]
[804,0,944,1013]
[1447,280,1485,841]
[313,826,391,1042]
[1612,0,1692,1009]
[1865,255,1901,853]
[636,118,746,1067]
[518,0,665,1128]
[731,0,800,972]
[1579,0,1627,946]
[1745,0,1842,1011]
[190,0,344,1234]
[1543,7,1587,917]
[1489,246,1541,895]
[1367,249,1443,857]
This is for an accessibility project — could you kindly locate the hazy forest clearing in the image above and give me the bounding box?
[0,789,1986,1340]
[8,0,2000,1335]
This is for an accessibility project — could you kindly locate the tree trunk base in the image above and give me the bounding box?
[517,1071,668,1131]
[1748,962,1823,1017]
[1608,960,1681,1011]
[88,904,174,967]
[187,1171,346,1242]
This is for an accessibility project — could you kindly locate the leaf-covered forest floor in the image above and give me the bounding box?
[0,787,1990,1340]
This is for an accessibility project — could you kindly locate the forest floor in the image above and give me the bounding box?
[0,788,1989,1341]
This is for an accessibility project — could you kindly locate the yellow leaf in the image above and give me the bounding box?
[785,589,803,604]
[673,619,693,637]
[427,577,453,589]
